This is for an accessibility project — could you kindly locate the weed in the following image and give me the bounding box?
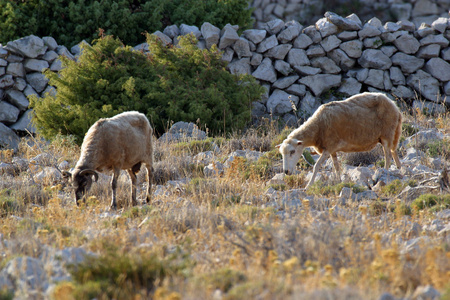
[203,268,247,292]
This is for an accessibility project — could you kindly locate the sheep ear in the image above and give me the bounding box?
[79,169,99,182]
[297,140,303,145]
[275,144,281,148]
[62,171,72,180]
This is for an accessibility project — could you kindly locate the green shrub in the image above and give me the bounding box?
[30,34,264,144]
[203,268,247,292]
[0,0,253,47]
[411,194,450,212]
[66,244,191,299]
[425,139,450,159]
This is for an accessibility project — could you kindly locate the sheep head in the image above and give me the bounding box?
[276,138,304,175]
[63,169,99,205]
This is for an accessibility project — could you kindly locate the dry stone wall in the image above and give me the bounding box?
[251,0,450,30]
[0,12,450,151]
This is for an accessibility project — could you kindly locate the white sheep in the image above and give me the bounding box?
[277,92,402,188]
[64,111,154,209]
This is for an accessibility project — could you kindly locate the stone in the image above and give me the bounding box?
[412,0,439,17]
[303,25,322,43]
[363,37,383,49]
[425,57,450,81]
[56,46,75,61]
[411,285,440,300]
[391,52,424,73]
[299,74,341,96]
[26,72,48,93]
[444,82,450,96]
[285,84,307,97]
[256,35,278,53]
[315,17,338,38]
[325,11,362,31]
[0,101,20,124]
[50,59,63,72]
[10,109,36,133]
[277,20,302,43]
[417,44,441,58]
[407,70,441,102]
[442,48,450,61]
[320,35,341,52]
[153,31,172,46]
[252,57,277,83]
[306,45,325,57]
[391,4,412,21]
[287,48,310,67]
[219,25,239,49]
[412,99,446,114]
[266,89,299,115]
[5,90,29,111]
[42,36,58,50]
[397,20,415,32]
[0,122,20,151]
[242,29,266,44]
[265,19,285,35]
[355,68,369,82]
[390,67,406,85]
[431,17,448,33]
[272,75,299,89]
[227,58,251,75]
[337,31,358,41]
[6,62,25,77]
[252,101,266,117]
[338,77,362,95]
[328,49,355,71]
[42,50,59,63]
[380,46,397,57]
[23,59,49,72]
[250,53,263,66]
[265,44,292,60]
[416,23,434,38]
[201,23,220,49]
[420,34,449,47]
[5,35,47,58]
[339,40,363,58]
[293,34,313,49]
[163,25,179,39]
[358,49,392,69]
[384,22,401,32]
[300,92,321,117]
[233,37,252,58]
[14,78,27,91]
[393,34,420,54]
[180,24,201,39]
[358,24,381,39]
[274,60,293,76]
[159,121,207,142]
[204,162,224,177]
[383,71,393,91]
[310,57,341,74]
[0,75,14,89]
[294,65,321,76]
[367,17,382,28]
[364,69,385,89]
[23,84,38,98]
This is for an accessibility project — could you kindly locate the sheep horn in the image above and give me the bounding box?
[79,169,99,182]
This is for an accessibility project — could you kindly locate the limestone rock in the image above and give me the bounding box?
[266,89,299,115]
[391,52,424,73]
[393,34,420,54]
[201,22,220,49]
[252,57,277,83]
[358,49,392,69]
[407,70,441,102]
[425,57,450,81]
[299,74,341,96]
[5,35,47,58]
[0,122,20,151]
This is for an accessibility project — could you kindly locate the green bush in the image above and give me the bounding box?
[30,34,264,144]
[0,0,253,47]
[411,194,450,212]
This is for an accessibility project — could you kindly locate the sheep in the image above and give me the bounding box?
[63,111,154,209]
[277,92,402,189]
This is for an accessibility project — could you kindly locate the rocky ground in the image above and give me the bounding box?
[0,116,449,299]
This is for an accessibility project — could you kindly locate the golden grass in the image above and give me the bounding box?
[1,113,450,299]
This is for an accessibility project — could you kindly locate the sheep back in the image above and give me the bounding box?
[293,92,401,153]
[77,111,153,172]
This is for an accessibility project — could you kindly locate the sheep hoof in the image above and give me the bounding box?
[109,205,117,211]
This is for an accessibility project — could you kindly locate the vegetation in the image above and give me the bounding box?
[0,0,254,47]
[30,34,264,143]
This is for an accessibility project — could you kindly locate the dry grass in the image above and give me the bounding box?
[1,112,450,300]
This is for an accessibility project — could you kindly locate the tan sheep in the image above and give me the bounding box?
[64,111,154,209]
[277,92,402,188]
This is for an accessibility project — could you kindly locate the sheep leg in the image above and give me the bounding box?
[331,153,341,181]
[127,169,138,207]
[305,151,330,189]
[145,165,153,204]
[110,169,120,210]
[392,150,401,169]
[381,140,392,169]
